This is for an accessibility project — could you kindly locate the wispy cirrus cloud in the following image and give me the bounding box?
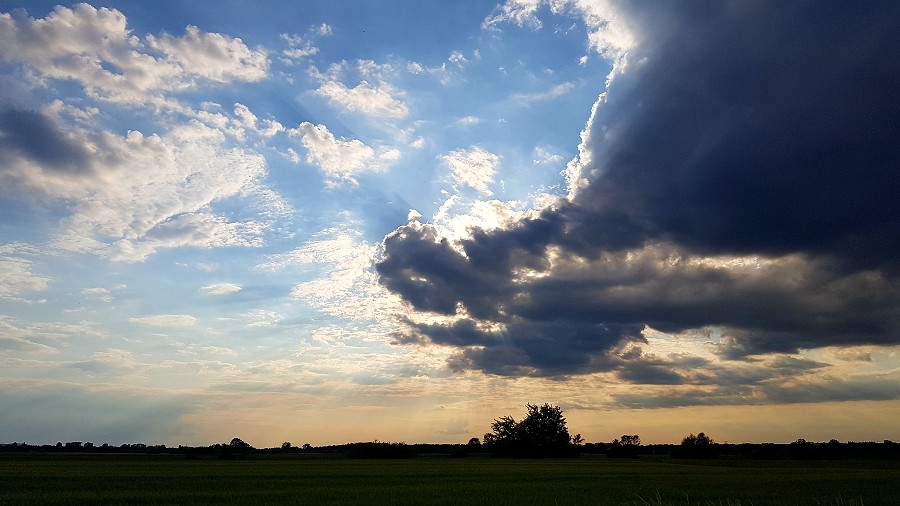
[129,314,198,328]
[0,257,49,297]
[0,108,273,262]
[200,283,242,296]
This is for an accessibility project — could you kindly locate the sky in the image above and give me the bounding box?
[1,0,899,447]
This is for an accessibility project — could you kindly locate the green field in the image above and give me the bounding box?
[1,454,897,505]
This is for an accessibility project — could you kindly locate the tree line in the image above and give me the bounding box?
[3,404,899,460]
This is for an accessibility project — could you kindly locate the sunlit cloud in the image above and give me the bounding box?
[441,146,500,195]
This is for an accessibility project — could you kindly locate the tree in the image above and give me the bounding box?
[483,403,579,457]
[676,432,717,459]
[621,434,640,446]
[229,437,251,450]
[608,434,641,458]
[281,441,292,450]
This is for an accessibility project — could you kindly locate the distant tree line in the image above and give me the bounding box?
[4,404,900,461]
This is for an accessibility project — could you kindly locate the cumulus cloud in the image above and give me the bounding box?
[441,147,500,195]
[146,25,267,82]
[0,4,268,107]
[232,103,284,138]
[289,122,398,185]
[311,60,409,119]
[377,1,900,386]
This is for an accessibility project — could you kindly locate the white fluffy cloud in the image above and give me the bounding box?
[311,60,408,119]
[441,146,500,195]
[0,4,268,106]
[290,122,398,185]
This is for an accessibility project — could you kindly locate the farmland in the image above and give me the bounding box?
[0,454,898,505]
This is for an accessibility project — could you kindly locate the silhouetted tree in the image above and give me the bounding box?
[467,437,481,447]
[483,403,579,457]
[608,434,641,458]
[676,432,717,459]
[621,434,640,446]
[218,437,253,459]
[281,441,292,450]
[230,437,251,449]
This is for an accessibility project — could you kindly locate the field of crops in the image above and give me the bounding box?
[1,454,897,505]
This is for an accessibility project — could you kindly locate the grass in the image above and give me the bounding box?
[0,454,897,505]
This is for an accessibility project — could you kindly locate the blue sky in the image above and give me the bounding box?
[1,1,900,447]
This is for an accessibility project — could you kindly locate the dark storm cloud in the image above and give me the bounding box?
[376,1,900,377]
[0,108,91,172]
[570,1,900,269]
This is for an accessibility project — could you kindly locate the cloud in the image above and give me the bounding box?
[448,51,468,66]
[377,1,900,382]
[511,82,575,103]
[1,109,272,262]
[200,283,242,296]
[290,122,397,185]
[82,287,112,302]
[0,316,104,351]
[262,227,400,322]
[129,314,197,328]
[485,0,634,81]
[146,25,267,82]
[0,257,50,297]
[232,103,284,138]
[0,4,268,107]
[311,60,408,119]
[533,146,564,166]
[441,147,500,195]
[0,108,91,171]
[280,24,332,63]
[455,116,481,127]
